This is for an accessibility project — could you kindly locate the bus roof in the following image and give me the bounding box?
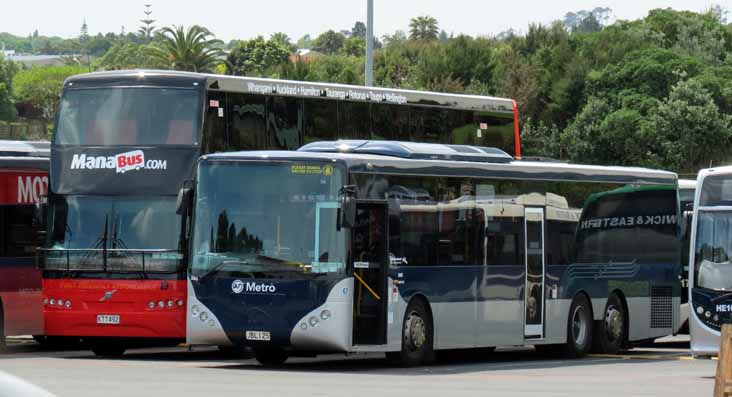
[201,142,677,185]
[64,70,516,114]
[0,141,49,170]
[679,179,696,190]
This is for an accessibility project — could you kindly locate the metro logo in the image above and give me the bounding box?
[70,150,166,173]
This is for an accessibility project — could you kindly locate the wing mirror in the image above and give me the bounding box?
[176,180,194,216]
[338,185,357,229]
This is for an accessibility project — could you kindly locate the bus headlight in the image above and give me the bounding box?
[200,312,209,322]
[300,323,308,330]
[705,311,712,319]
[149,301,156,309]
[177,299,184,307]
[697,306,704,315]
[167,300,174,308]
[43,298,48,305]
[50,299,56,306]
[208,319,215,327]
[158,300,165,309]
[191,305,200,316]
[320,310,332,320]
[308,316,319,327]
[64,300,71,309]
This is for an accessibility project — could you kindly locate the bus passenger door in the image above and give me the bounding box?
[524,207,545,339]
[351,201,388,346]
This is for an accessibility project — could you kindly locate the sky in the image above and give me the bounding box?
[0,0,726,41]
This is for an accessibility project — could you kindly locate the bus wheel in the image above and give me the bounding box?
[564,294,593,357]
[91,345,126,357]
[254,348,288,366]
[594,294,626,354]
[398,299,434,366]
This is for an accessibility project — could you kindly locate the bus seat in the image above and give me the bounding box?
[167,120,195,145]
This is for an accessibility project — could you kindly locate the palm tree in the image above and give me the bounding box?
[409,16,439,40]
[147,25,224,72]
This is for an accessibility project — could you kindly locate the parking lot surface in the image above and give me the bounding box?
[0,336,717,397]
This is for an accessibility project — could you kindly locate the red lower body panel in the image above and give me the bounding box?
[43,278,186,339]
[0,258,43,336]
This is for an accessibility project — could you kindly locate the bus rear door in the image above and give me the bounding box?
[524,207,546,339]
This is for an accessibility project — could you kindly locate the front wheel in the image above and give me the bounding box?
[91,345,126,357]
[593,293,626,354]
[397,299,434,366]
[564,294,593,357]
[254,348,288,366]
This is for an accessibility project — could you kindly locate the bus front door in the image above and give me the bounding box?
[351,201,388,346]
[524,207,546,339]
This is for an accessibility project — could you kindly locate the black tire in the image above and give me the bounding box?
[32,335,46,345]
[564,294,593,357]
[254,348,288,366]
[398,299,434,367]
[91,345,126,357]
[0,305,6,354]
[593,293,626,354]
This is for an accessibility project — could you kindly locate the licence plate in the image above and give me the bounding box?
[96,314,120,325]
[246,331,271,341]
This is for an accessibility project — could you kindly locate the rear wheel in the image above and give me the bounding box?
[564,294,593,357]
[254,348,288,366]
[91,345,126,357]
[593,293,626,354]
[398,299,434,366]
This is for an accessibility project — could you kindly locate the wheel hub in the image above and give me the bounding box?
[605,306,623,342]
[405,312,426,350]
[572,306,587,346]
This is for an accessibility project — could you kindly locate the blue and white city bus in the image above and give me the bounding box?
[183,141,681,365]
[689,166,732,356]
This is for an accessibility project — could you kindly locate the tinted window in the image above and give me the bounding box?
[338,102,370,139]
[228,93,267,150]
[56,88,201,146]
[203,92,227,153]
[303,99,337,144]
[0,205,36,257]
[267,97,301,150]
[700,175,732,206]
[371,103,409,141]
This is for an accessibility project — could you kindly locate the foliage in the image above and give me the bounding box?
[409,15,439,40]
[351,22,367,38]
[312,30,346,54]
[13,65,87,120]
[95,42,167,70]
[0,56,17,121]
[225,36,290,76]
[145,25,224,72]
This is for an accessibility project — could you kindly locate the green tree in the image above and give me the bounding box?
[13,65,87,120]
[0,56,17,121]
[96,42,167,70]
[139,4,156,42]
[270,32,295,52]
[409,15,439,40]
[312,30,345,54]
[146,25,224,72]
[225,36,290,76]
[351,21,367,38]
[647,79,732,173]
[342,37,366,56]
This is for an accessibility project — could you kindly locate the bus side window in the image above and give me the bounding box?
[202,93,227,153]
[227,93,267,150]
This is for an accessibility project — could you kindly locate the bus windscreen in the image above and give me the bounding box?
[55,88,201,146]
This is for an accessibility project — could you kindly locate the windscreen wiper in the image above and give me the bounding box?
[711,291,732,303]
[196,259,249,282]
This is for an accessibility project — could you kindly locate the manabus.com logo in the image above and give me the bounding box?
[69,150,167,173]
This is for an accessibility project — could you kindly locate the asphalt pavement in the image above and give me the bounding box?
[0,336,717,397]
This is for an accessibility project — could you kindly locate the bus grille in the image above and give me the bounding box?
[650,286,673,329]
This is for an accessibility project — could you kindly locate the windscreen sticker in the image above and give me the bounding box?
[291,164,333,176]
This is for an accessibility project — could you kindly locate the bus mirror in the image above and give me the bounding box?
[339,185,357,229]
[176,187,193,215]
